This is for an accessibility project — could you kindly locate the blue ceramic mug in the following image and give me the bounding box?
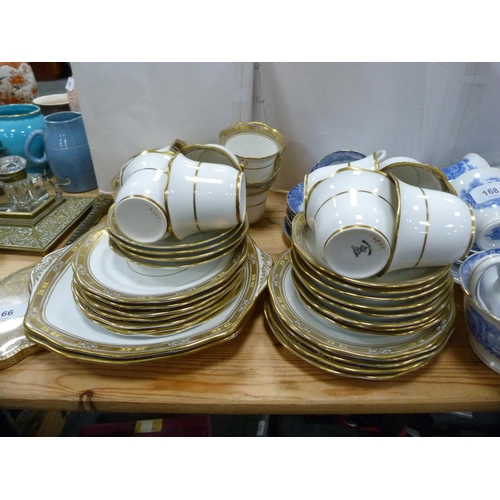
[24,111,97,193]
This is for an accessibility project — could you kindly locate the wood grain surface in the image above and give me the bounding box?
[2,189,500,415]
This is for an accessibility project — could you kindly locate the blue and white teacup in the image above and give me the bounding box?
[445,156,500,250]
[442,153,491,182]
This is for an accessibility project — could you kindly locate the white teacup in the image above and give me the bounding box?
[379,156,420,169]
[180,143,242,171]
[246,186,269,225]
[381,177,475,274]
[166,153,246,240]
[314,189,396,279]
[119,150,174,185]
[303,150,386,201]
[305,167,396,230]
[381,162,455,193]
[114,168,169,243]
[446,167,500,250]
[219,122,286,185]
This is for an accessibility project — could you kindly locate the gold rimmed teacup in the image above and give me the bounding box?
[179,143,243,172]
[381,161,456,194]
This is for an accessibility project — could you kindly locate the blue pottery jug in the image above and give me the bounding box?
[0,103,47,175]
[24,111,98,193]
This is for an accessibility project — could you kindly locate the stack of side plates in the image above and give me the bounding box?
[24,223,273,364]
[265,213,456,380]
[71,227,248,335]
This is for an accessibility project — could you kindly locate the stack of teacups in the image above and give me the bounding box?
[114,144,246,244]
[219,121,286,224]
[442,153,500,251]
[303,161,475,280]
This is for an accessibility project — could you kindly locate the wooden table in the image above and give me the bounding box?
[1,189,500,416]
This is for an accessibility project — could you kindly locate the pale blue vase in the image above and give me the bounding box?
[24,111,97,193]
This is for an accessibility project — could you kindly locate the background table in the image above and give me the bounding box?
[1,190,500,415]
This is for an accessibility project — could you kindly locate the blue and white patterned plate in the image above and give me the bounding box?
[283,219,292,240]
[311,150,366,172]
[286,182,304,215]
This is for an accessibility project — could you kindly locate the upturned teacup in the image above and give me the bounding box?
[166,152,246,240]
[445,164,500,250]
[381,177,475,274]
[381,161,455,193]
[307,168,397,279]
[119,150,174,185]
[114,168,170,243]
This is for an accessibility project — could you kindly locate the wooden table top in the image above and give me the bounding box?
[1,189,500,415]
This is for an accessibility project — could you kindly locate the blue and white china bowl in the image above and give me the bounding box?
[310,150,366,172]
[446,167,500,250]
[286,182,304,215]
[459,249,500,373]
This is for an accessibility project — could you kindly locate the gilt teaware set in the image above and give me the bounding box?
[20,116,500,376]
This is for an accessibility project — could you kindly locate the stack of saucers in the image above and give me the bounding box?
[106,203,249,269]
[265,213,456,380]
[24,222,272,364]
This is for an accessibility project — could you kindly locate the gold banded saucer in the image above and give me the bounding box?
[107,203,248,255]
[266,250,456,362]
[265,300,453,380]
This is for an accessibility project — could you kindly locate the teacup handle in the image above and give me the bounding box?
[24,129,47,164]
